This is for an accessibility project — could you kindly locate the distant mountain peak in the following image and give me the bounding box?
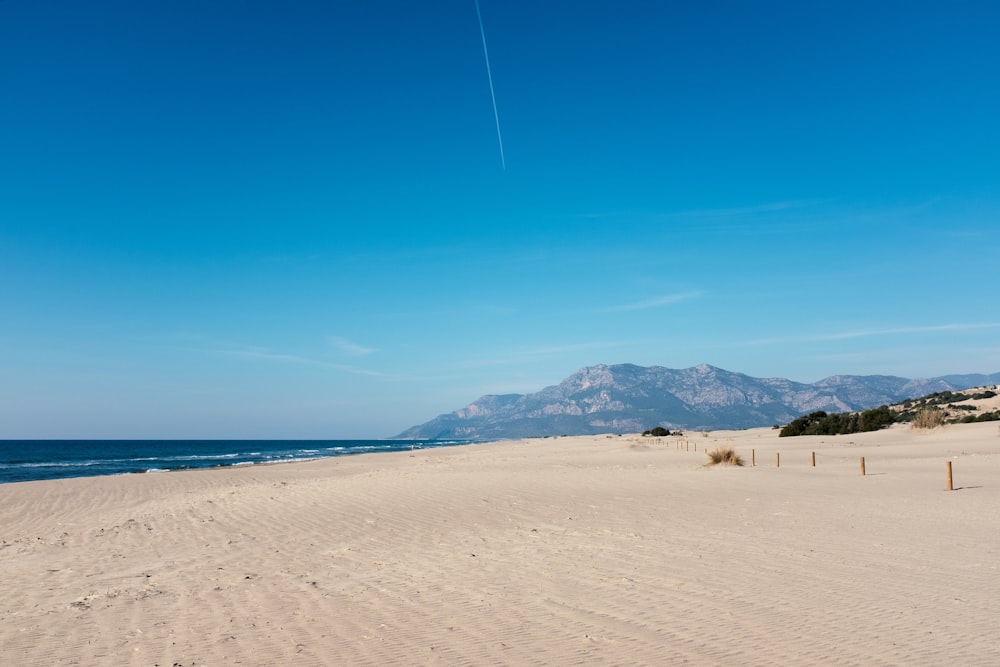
[394,364,1000,440]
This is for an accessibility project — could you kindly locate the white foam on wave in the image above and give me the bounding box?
[17,461,103,468]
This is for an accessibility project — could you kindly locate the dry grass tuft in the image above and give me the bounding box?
[911,408,946,430]
[705,447,744,466]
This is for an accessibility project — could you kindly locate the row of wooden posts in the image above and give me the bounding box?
[661,439,957,491]
[757,449,957,490]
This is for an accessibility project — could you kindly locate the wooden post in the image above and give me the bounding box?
[860,457,866,476]
[686,441,689,452]
[751,449,755,466]
[776,452,780,468]
[946,461,953,491]
[811,451,816,467]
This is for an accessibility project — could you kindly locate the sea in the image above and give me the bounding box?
[0,439,475,485]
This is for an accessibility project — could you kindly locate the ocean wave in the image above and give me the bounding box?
[4,461,105,468]
[158,453,249,461]
[0,439,476,485]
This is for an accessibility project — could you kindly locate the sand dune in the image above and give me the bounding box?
[2,422,999,665]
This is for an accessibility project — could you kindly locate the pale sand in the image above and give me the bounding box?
[2,423,1000,666]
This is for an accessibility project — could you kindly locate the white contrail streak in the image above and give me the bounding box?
[475,0,505,170]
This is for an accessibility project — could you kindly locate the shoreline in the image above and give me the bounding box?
[0,438,483,486]
[3,423,999,665]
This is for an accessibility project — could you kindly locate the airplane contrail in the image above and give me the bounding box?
[474,0,505,170]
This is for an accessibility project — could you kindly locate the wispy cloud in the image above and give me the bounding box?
[163,335,391,378]
[594,292,702,314]
[452,340,631,370]
[216,345,391,377]
[574,210,640,220]
[740,323,1000,347]
[817,323,1000,340]
[519,341,629,356]
[575,200,828,221]
[328,336,377,357]
[666,199,828,218]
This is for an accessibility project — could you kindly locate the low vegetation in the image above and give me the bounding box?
[958,411,1000,423]
[902,389,996,407]
[910,408,946,430]
[779,385,1000,437]
[642,426,682,437]
[779,406,895,437]
[705,447,744,466]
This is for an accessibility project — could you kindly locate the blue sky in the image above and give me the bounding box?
[2,0,998,438]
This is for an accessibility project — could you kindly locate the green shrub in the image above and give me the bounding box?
[961,411,1000,423]
[779,406,895,437]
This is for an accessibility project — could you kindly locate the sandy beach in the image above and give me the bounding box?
[2,422,999,666]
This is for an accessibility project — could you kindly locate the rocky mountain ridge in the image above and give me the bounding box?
[395,363,1000,439]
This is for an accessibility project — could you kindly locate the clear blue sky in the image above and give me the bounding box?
[2,1,998,438]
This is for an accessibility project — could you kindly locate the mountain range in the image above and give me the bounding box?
[395,363,1000,440]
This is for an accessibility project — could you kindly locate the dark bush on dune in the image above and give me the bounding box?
[779,406,895,437]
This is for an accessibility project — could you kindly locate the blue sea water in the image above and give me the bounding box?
[0,439,474,485]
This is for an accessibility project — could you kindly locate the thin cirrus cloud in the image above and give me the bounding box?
[519,341,630,357]
[576,200,825,220]
[666,199,827,218]
[328,336,377,357]
[740,323,1000,347]
[180,339,390,378]
[817,323,1000,340]
[593,292,702,314]
[222,346,389,377]
[452,341,629,371]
